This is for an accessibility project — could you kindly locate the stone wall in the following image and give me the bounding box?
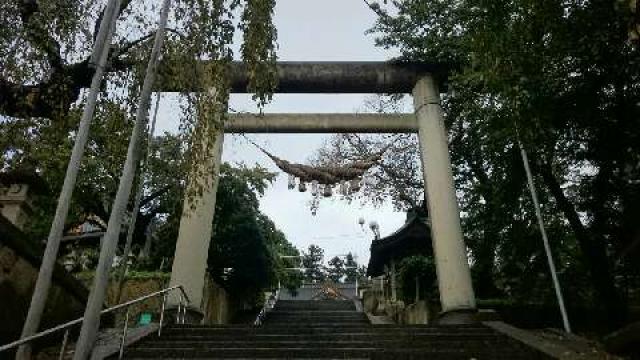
[402,301,430,324]
[76,273,170,327]
[0,216,89,358]
[361,289,431,325]
[78,272,232,326]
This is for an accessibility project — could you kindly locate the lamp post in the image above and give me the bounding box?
[358,217,380,240]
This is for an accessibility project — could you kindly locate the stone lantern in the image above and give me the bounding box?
[0,170,47,231]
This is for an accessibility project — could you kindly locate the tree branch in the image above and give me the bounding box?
[139,184,174,208]
[18,0,63,68]
[362,0,388,18]
[114,33,155,57]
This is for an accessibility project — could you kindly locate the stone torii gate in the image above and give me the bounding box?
[166,61,477,323]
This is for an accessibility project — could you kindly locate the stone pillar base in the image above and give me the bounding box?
[434,309,477,325]
[165,305,204,325]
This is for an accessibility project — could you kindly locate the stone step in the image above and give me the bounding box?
[267,313,367,317]
[273,304,357,309]
[266,311,367,317]
[124,302,549,360]
[269,310,360,314]
[125,358,369,360]
[132,338,521,349]
[161,326,494,335]
[169,324,486,329]
[143,332,500,341]
[275,302,356,311]
[267,312,368,319]
[124,347,543,359]
[266,319,371,324]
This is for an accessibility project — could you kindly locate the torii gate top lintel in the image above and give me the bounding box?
[159,61,448,94]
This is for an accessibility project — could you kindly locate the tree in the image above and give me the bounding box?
[149,161,300,306]
[311,0,640,330]
[327,256,345,283]
[1,0,281,253]
[302,244,325,283]
[311,132,423,211]
[398,255,437,304]
[344,253,359,283]
[257,213,303,292]
[0,0,277,121]
[6,109,296,307]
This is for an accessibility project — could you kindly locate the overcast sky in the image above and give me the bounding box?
[154,0,409,267]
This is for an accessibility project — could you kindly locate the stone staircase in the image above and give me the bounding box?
[122,300,552,359]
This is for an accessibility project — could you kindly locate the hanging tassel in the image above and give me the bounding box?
[288,174,296,190]
[323,184,332,197]
[298,182,307,192]
[311,180,319,196]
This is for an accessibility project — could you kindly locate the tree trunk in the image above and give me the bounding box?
[537,161,626,328]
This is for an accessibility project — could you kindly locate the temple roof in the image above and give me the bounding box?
[367,210,433,277]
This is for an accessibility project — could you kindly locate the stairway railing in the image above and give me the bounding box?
[1,284,190,360]
[254,286,280,326]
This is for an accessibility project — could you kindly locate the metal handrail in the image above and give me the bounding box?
[1,285,190,358]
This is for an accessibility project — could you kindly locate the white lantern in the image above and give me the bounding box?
[311,180,319,196]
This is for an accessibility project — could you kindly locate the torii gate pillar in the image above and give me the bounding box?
[413,75,476,321]
[168,120,224,319]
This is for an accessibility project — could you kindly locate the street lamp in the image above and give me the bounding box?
[369,221,380,240]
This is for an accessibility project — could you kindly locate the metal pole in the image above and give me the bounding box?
[118,309,130,360]
[158,294,167,336]
[73,1,172,358]
[16,2,122,359]
[114,92,162,305]
[355,276,358,298]
[57,329,70,360]
[518,139,572,333]
[181,296,187,324]
[178,293,184,324]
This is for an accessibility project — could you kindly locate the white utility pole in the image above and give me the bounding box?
[113,92,162,304]
[73,1,172,358]
[17,1,122,358]
[518,139,572,333]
